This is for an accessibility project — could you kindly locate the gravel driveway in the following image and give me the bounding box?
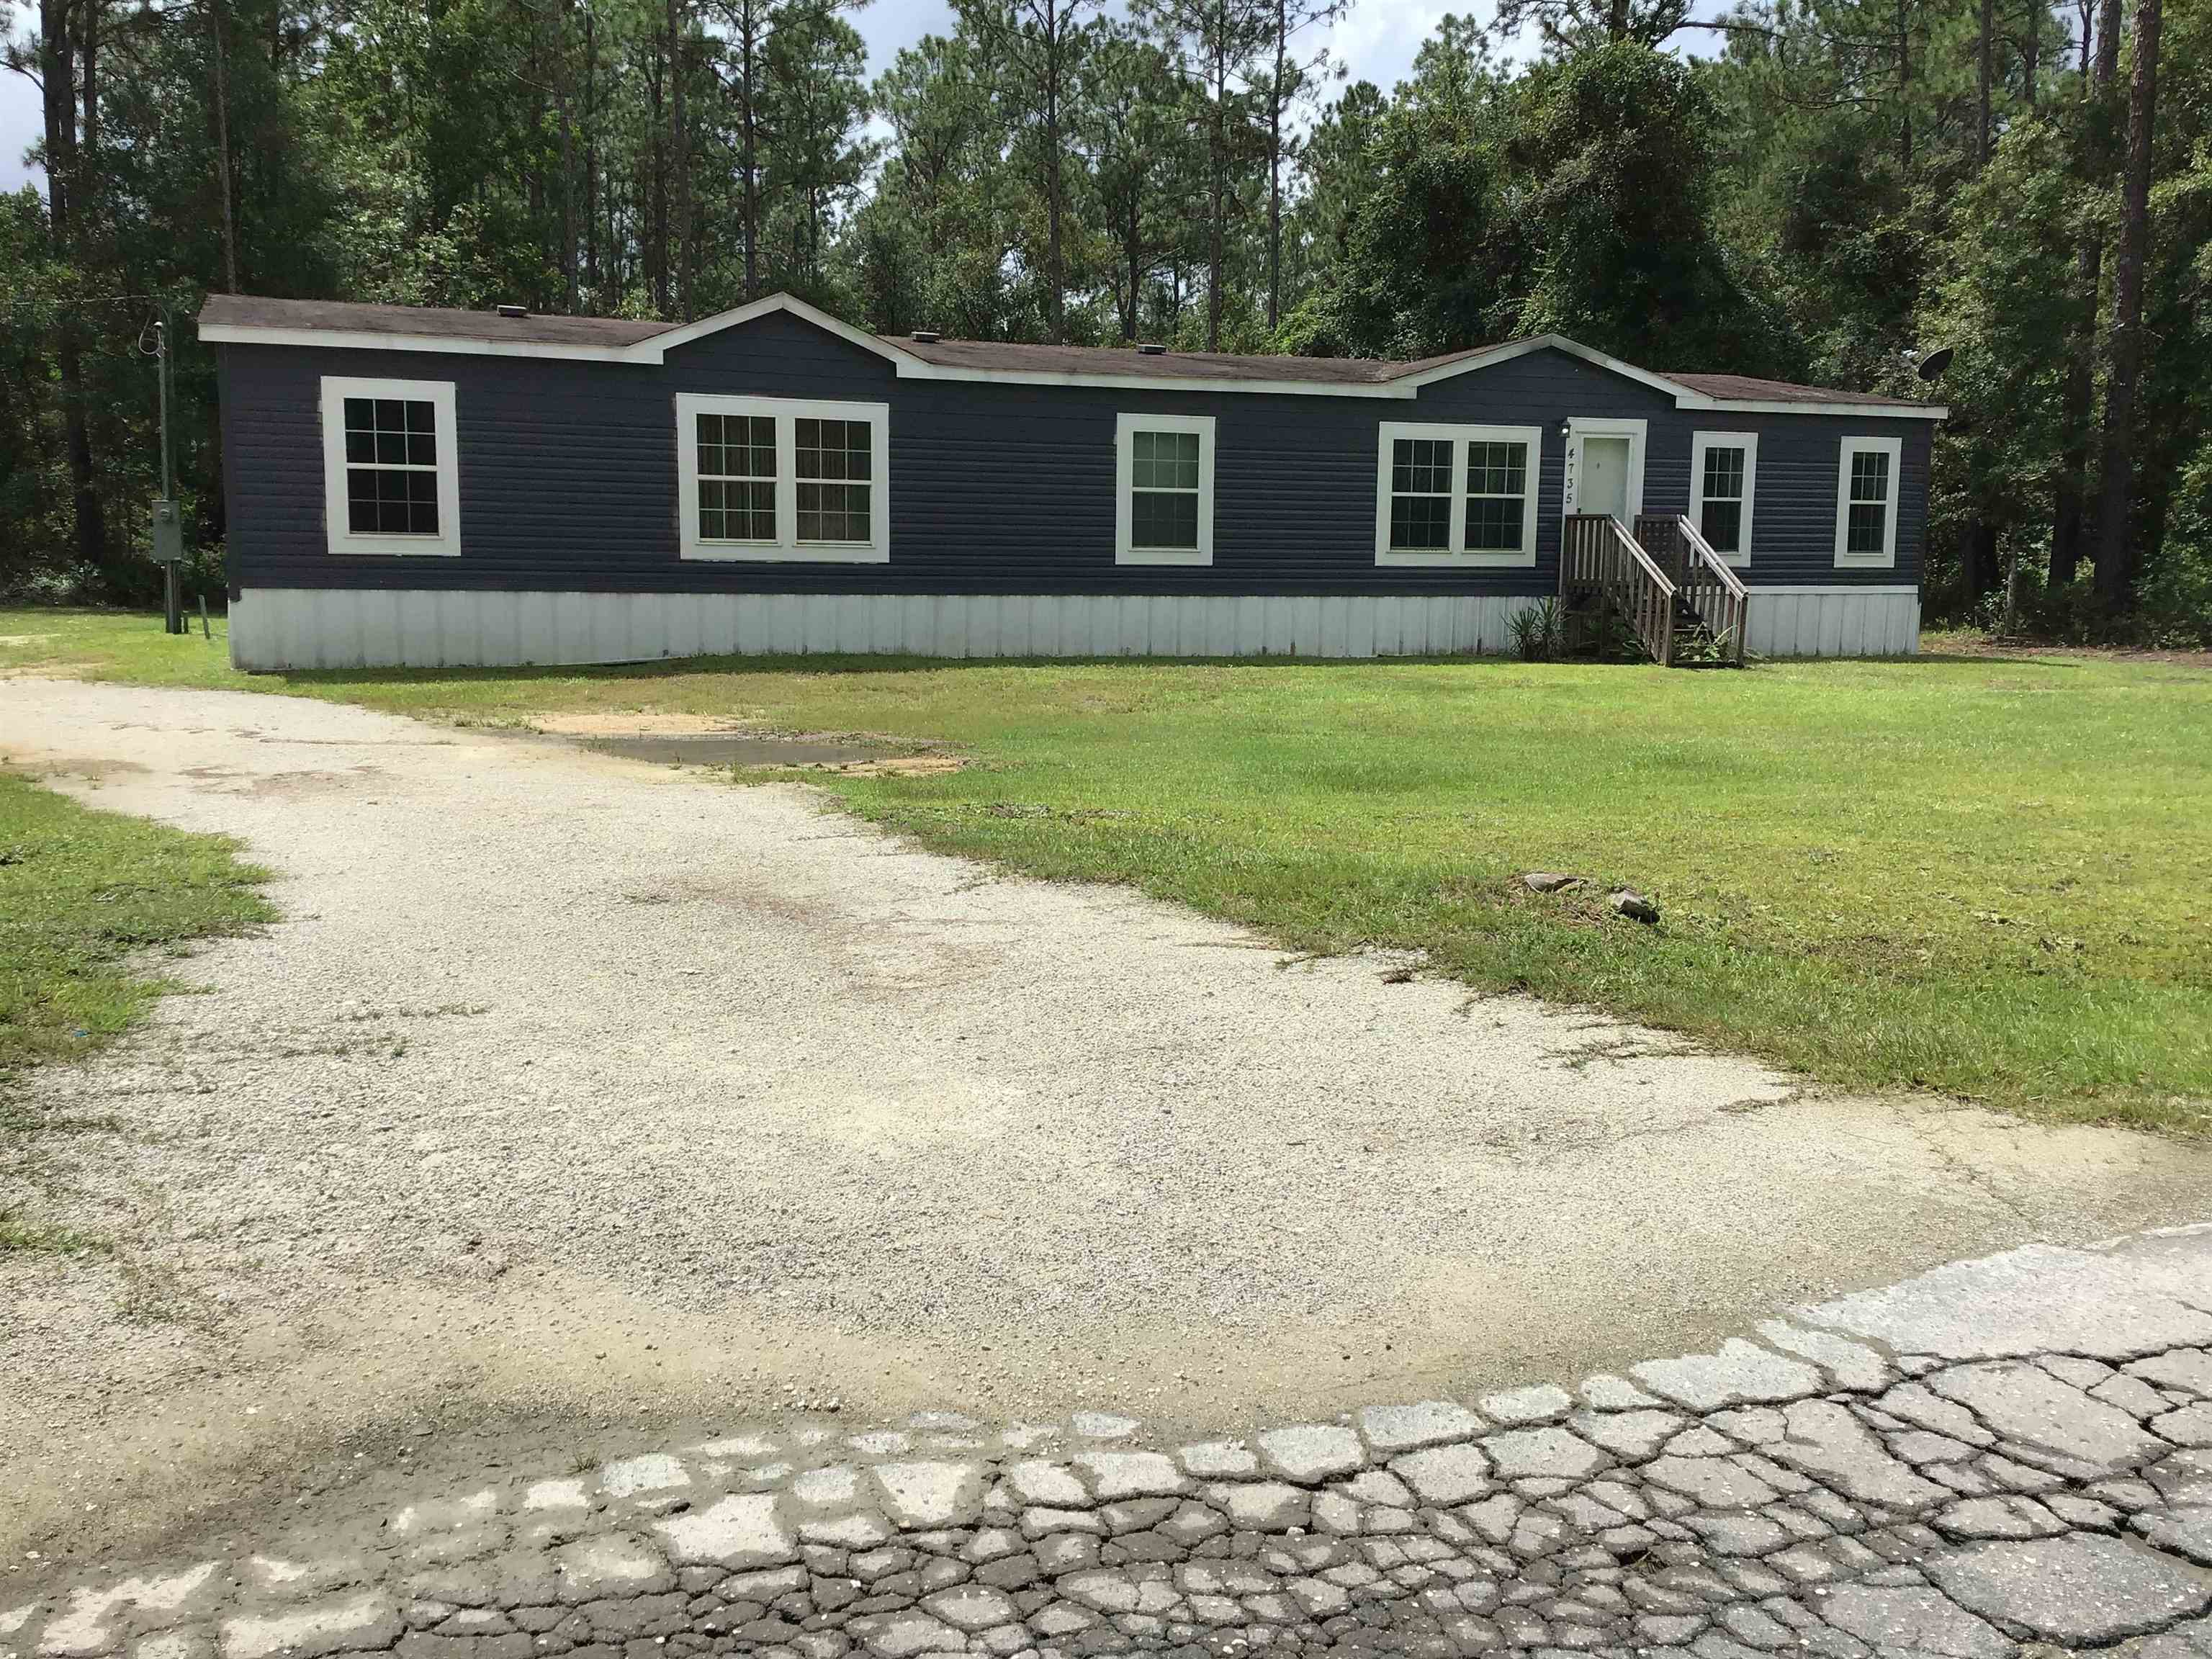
[4,678,2207,1563]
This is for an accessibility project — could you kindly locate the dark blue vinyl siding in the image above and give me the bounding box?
[219,313,1928,597]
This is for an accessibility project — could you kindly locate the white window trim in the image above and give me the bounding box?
[1115,412,1215,566]
[1834,435,1903,568]
[677,392,890,563]
[1689,430,1758,569]
[1374,421,1542,567]
[320,376,462,557]
[1560,417,1647,523]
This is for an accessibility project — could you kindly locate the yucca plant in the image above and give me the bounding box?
[1509,597,1563,662]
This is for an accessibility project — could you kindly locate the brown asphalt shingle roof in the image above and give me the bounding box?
[197,295,1940,409]
[891,334,1411,384]
[200,294,673,349]
[1668,371,1941,408]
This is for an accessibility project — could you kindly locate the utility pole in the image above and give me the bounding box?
[152,315,185,634]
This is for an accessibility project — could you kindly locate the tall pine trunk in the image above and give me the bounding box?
[2050,0,2122,589]
[669,0,691,320]
[208,0,240,290]
[1043,0,1066,343]
[648,53,667,313]
[42,0,109,580]
[1977,0,1992,165]
[583,9,600,305]
[2091,0,2160,610]
[1205,33,1226,351]
[1264,0,1284,331]
[1896,0,1913,171]
[737,3,760,301]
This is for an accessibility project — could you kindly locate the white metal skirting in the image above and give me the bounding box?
[229,584,1920,670]
[228,590,1543,670]
[1740,585,1921,658]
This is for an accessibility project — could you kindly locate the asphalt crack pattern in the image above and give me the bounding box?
[10,1300,2212,1659]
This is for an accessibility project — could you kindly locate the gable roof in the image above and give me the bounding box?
[890,334,1408,387]
[197,291,1946,418]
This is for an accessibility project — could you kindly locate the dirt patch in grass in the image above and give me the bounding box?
[531,710,760,736]
[1923,629,2212,670]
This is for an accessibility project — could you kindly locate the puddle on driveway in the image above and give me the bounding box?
[581,733,886,768]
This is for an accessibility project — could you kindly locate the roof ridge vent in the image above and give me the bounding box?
[1136,342,1167,356]
[912,329,940,343]
[496,303,529,319]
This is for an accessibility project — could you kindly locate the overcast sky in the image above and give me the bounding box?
[0,0,1614,199]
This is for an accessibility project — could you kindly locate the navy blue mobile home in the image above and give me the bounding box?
[199,292,1945,670]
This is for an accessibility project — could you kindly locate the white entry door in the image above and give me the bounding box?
[1565,421,1647,523]
[1580,438,1631,520]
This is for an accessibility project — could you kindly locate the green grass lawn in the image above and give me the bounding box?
[6,607,2209,1131]
[0,763,271,1249]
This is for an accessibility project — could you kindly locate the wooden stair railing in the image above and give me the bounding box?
[1635,513,1750,666]
[1561,513,1678,665]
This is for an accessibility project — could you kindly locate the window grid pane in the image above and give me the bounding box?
[1465,497,1524,552]
[1701,499,1743,553]
[1392,438,1452,496]
[1846,449,1891,555]
[796,418,872,484]
[1702,447,1744,502]
[1132,430,1200,492]
[698,413,778,541]
[1132,490,1200,550]
[1128,428,1201,550]
[1467,441,1525,498]
[1464,439,1527,552]
[1850,450,1891,504]
[797,482,872,544]
[1390,495,1451,551]
[346,466,439,536]
[341,396,440,535]
[1388,438,1454,551]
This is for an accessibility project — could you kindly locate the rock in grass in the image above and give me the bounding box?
[1522,872,1581,893]
[1610,889,1659,923]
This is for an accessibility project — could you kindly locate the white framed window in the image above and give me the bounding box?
[1689,431,1758,567]
[678,393,890,563]
[320,377,462,557]
[1835,435,1902,567]
[1375,422,1541,567]
[1115,413,1214,565]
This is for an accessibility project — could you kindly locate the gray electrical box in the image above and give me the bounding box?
[150,499,184,563]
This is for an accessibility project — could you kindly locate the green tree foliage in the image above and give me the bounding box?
[1509,45,1794,372]
[1277,102,1508,357]
[1,0,2208,638]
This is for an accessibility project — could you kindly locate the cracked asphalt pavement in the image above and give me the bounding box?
[8,1226,2212,1659]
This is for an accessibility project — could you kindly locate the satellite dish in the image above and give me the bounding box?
[1917,346,1954,382]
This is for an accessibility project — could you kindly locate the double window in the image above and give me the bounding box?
[1115,413,1215,565]
[678,394,890,563]
[318,377,462,557]
[1375,423,1541,566]
[1689,432,1758,567]
[1835,436,1902,567]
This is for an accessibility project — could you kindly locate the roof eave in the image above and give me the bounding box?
[195,320,665,361]
[195,301,1948,416]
